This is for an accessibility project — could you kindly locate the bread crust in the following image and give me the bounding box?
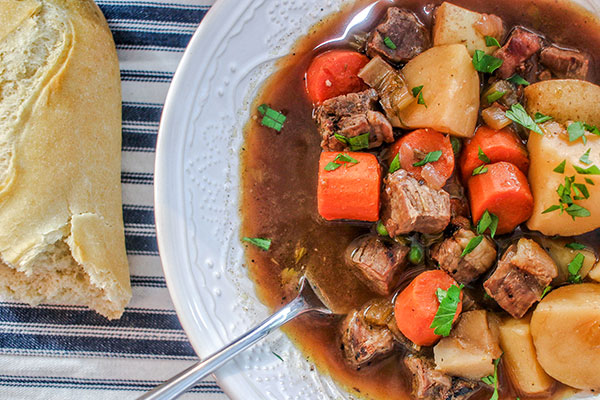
[0,0,130,319]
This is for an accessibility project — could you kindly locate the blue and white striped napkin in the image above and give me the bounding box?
[0,1,228,399]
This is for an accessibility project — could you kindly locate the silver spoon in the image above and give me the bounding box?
[138,276,335,400]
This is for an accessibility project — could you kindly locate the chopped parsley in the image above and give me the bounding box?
[553,160,566,174]
[542,175,591,219]
[568,253,585,283]
[271,351,284,362]
[258,104,286,132]
[541,286,552,299]
[534,112,553,124]
[585,123,600,136]
[505,104,543,135]
[243,237,272,251]
[383,36,397,50]
[485,36,501,47]
[451,137,462,155]
[461,235,484,257]
[324,153,359,171]
[472,50,503,74]
[487,91,505,103]
[479,147,491,163]
[389,153,401,174]
[334,132,370,151]
[472,165,488,176]
[574,165,600,175]
[413,150,442,167]
[568,121,588,144]
[477,210,499,238]
[481,357,501,400]
[411,85,427,107]
[586,178,596,185]
[580,149,592,165]
[566,242,586,250]
[430,284,463,336]
[507,74,530,86]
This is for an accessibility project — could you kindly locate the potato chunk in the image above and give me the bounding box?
[434,310,502,380]
[433,2,500,56]
[538,237,597,284]
[398,44,479,138]
[526,122,600,236]
[498,316,554,397]
[525,79,600,126]
[530,284,600,390]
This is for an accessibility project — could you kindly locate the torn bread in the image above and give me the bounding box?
[0,0,130,319]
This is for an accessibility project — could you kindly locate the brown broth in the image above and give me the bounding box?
[240,0,600,398]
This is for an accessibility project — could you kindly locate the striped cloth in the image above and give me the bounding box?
[0,1,228,399]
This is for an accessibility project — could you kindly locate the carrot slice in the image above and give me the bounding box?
[317,151,381,221]
[394,269,463,347]
[389,128,454,189]
[468,161,533,234]
[460,125,529,184]
[306,50,370,104]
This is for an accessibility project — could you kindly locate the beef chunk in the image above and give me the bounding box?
[404,355,479,400]
[341,299,396,368]
[381,169,451,236]
[432,228,497,285]
[540,45,591,80]
[484,238,557,318]
[444,175,470,220]
[315,89,394,151]
[367,8,430,64]
[494,28,542,79]
[349,235,409,296]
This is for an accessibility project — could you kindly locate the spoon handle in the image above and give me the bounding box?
[137,294,310,400]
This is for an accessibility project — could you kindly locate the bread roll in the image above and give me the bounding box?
[0,0,130,319]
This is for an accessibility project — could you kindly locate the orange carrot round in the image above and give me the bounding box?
[468,161,533,234]
[317,151,381,222]
[306,50,370,104]
[389,129,454,189]
[394,269,463,346]
[460,125,529,184]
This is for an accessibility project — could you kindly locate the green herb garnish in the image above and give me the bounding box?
[472,165,488,176]
[258,104,286,132]
[566,242,586,250]
[472,50,503,74]
[542,205,561,214]
[573,183,590,200]
[430,284,463,336]
[335,133,370,151]
[568,253,585,283]
[383,36,397,50]
[478,147,491,163]
[411,85,427,107]
[482,357,501,400]
[485,36,501,47]
[487,91,505,103]
[461,235,484,257]
[574,165,600,175]
[507,74,530,86]
[534,112,553,124]
[586,178,595,185]
[451,137,462,155]
[477,210,499,238]
[243,237,272,251]
[505,104,543,135]
[389,153,401,174]
[568,121,588,144]
[566,204,591,219]
[580,149,592,165]
[413,150,442,167]
[325,153,359,171]
[541,286,552,299]
[272,351,284,362]
[553,160,566,174]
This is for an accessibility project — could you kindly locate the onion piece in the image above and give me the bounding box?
[482,104,512,130]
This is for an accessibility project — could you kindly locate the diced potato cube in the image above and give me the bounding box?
[526,122,600,236]
[499,316,555,397]
[398,44,479,137]
[434,310,502,380]
[433,2,498,56]
[525,79,600,126]
[537,237,597,283]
